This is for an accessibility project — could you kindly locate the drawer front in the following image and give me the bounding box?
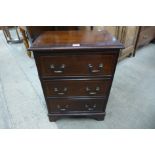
[138,28,155,47]
[47,98,106,113]
[43,79,111,97]
[36,54,117,77]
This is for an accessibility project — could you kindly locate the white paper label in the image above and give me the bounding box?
[72,43,80,47]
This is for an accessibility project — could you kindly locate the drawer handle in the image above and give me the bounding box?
[86,86,100,95]
[50,64,65,73]
[57,104,69,111]
[85,104,96,111]
[88,64,103,73]
[54,87,68,95]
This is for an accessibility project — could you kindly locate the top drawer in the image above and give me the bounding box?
[36,53,118,78]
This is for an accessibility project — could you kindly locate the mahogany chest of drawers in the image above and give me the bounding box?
[29,30,123,121]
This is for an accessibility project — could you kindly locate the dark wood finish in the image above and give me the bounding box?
[47,98,106,113]
[29,30,123,121]
[26,26,79,42]
[30,31,123,50]
[21,26,80,57]
[35,53,118,78]
[42,79,112,97]
[48,113,105,121]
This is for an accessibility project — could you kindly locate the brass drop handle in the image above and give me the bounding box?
[89,92,97,95]
[54,87,68,95]
[85,104,96,111]
[86,86,100,95]
[50,64,65,73]
[57,104,69,111]
[88,64,103,73]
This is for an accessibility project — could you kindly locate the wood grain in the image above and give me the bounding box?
[31,30,123,121]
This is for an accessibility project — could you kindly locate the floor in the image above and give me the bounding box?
[0,30,155,129]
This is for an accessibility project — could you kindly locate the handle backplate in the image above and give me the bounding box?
[88,63,103,74]
[86,86,100,95]
[50,64,65,73]
[54,87,68,95]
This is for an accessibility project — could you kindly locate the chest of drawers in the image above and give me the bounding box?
[29,30,123,121]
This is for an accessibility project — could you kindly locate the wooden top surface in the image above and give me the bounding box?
[29,30,123,51]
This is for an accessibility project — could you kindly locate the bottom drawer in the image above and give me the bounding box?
[47,98,106,113]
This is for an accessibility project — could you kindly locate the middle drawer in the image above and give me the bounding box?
[42,79,111,97]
